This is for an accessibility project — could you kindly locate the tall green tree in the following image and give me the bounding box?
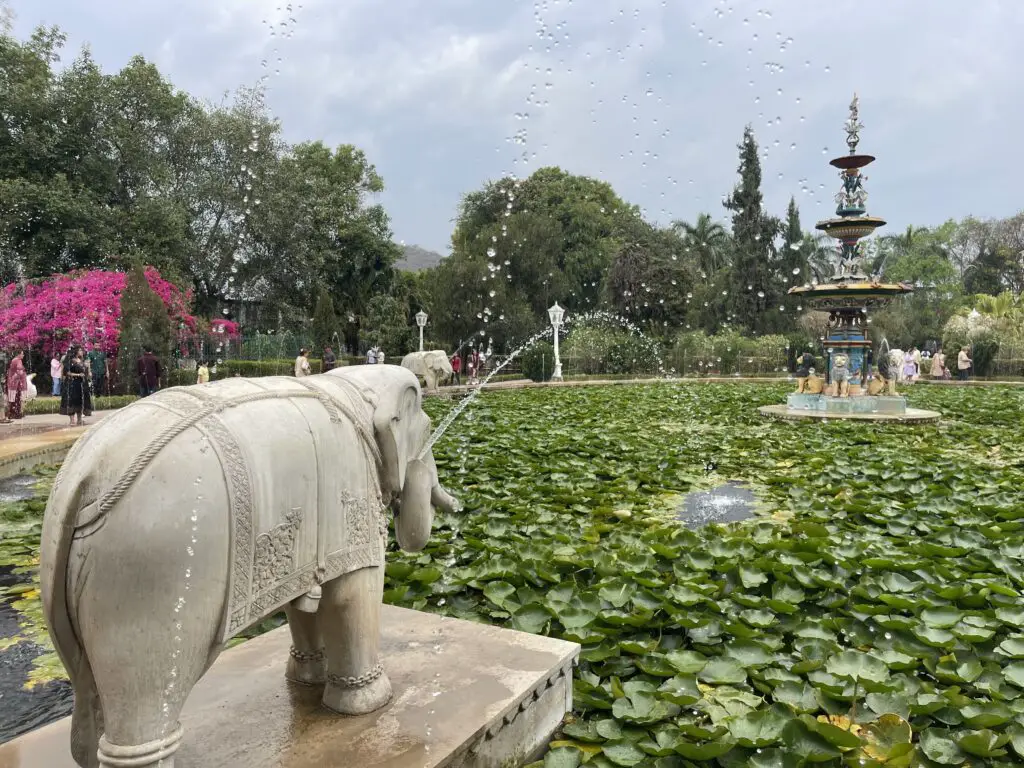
[115,263,173,391]
[779,197,809,285]
[311,286,339,353]
[428,166,648,350]
[672,213,730,276]
[723,126,781,333]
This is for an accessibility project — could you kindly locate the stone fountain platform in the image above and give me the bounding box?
[0,605,579,768]
[759,403,941,424]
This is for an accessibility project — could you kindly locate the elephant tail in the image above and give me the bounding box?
[41,465,104,767]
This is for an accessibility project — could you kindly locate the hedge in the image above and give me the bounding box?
[24,395,139,415]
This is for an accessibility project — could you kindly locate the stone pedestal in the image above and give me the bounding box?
[786,393,908,415]
[0,605,579,768]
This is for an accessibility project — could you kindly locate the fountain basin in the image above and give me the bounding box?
[759,403,940,424]
[814,216,887,240]
[787,393,907,414]
[829,154,875,170]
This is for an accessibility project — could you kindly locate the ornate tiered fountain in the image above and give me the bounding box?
[760,94,940,424]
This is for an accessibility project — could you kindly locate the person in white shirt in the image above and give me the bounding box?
[957,346,972,382]
[50,354,63,397]
[294,348,311,377]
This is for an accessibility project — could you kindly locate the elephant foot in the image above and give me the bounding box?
[286,647,327,686]
[322,662,393,715]
[97,722,183,768]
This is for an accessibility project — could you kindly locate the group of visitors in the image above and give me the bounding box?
[39,345,96,425]
[449,348,486,386]
[901,345,973,383]
[365,346,385,365]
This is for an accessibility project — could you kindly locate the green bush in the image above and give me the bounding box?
[942,314,1001,376]
[167,358,340,387]
[519,341,555,382]
[563,326,664,376]
[25,395,138,415]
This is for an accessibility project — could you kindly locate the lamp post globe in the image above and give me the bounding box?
[547,302,565,381]
[415,310,428,352]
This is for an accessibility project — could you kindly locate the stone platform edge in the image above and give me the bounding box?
[759,404,942,425]
[0,604,581,768]
[0,438,77,480]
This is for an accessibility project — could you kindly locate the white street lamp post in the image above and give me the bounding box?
[415,310,428,352]
[547,302,565,381]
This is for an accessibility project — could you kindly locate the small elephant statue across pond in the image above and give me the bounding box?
[401,350,454,392]
[41,366,459,768]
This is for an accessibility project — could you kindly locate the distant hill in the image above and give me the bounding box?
[396,244,444,272]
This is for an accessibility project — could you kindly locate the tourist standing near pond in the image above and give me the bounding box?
[450,353,461,385]
[61,348,92,426]
[88,347,108,397]
[50,353,62,396]
[294,348,311,377]
[137,347,162,396]
[366,346,378,364]
[902,350,916,383]
[957,346,972,381]
[196,360,210,384]
[5,350,27,420]
[930,348,947,380]
[322,346,337,372]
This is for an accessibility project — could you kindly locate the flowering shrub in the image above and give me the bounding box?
[209,318,241,337]
[0,269,197,357]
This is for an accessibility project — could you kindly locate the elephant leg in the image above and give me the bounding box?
[75,557,223,768]
[69,488,230,768]
[284,602,326,685]
[319,565,393,715]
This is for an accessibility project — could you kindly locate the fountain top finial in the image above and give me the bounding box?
[844,93,863,154]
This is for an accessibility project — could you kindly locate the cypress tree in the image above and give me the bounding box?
[780,196,809,287]
[116,262,173,392]
[312,286,339,354]
[723,126,780,333]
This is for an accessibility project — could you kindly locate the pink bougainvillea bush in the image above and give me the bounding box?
[209,318,241,337]
[0,268,199,357]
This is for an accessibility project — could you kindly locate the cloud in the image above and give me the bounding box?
[13,0,1024,253]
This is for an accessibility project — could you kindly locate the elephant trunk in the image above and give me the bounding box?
[394,454,460,552]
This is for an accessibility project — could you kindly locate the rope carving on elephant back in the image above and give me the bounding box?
[94,385,380,520]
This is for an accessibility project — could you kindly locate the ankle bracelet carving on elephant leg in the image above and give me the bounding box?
[327,662,385,689]
[289,647,326,664]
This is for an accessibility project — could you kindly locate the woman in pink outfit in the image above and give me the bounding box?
[5,350,28,420]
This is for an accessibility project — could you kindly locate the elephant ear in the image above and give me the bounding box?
[373,381,422,497]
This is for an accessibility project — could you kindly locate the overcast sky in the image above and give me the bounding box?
[13,0,1024,255]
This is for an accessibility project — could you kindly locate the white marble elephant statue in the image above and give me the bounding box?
[400,350,454,391]
[40,366,459,768]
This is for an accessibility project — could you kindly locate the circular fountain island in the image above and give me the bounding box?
[760,94,940,424]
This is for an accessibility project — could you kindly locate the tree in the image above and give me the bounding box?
[428,167,647,350]
[672,213,730,276]
[116,262,174,391]
[360,294,412,356]
[779,197,810,287]
[311,286,339,353]
[244,141,400,349]
[723,126,781,333]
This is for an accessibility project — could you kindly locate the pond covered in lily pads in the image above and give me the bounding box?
[3,382,1024,766]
